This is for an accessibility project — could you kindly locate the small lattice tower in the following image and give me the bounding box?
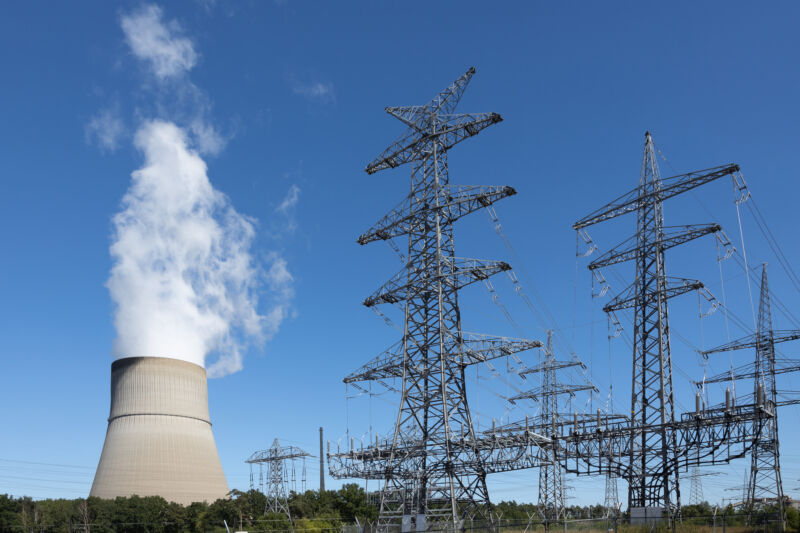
[247,439,311,520]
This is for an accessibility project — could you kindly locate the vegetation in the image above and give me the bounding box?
[0,490,797,532]
[0,484,376,532]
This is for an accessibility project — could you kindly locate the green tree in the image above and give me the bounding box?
[0,495,22,531]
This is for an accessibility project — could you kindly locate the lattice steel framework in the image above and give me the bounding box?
[686,469,723,506]
[573,132,740,518]
[537,333,567,527]
[604,471,620,518]
[515,331,582,527]
[338,66,537,532]
[329,114,800,530]
[702,265,800,530]
[247,439,311,520]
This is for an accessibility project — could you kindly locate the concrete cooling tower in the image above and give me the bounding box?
[90,357,229,505]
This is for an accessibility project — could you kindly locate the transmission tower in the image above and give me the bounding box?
[536,334,567,529]
[604,471,620,518]
[510,331,594,528]
[689,469,704,506]
[247,439,311,520]
[702,265,800,530]
[573,131,739,520]
[330,66,541,532]
[685,469,722,506]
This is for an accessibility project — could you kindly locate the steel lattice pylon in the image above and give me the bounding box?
[604,471,620,518]
[703,265,799,530]
[687,468,704,506]
[536,333,567,528]
[342,67,525,532]
[574,132,740,519]
[247,439,311,520]
[747,266,785,526]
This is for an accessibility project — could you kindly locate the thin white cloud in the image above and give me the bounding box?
[276,184,300,214]
[275,184,301,233]
[292,81,336,104]
[121,4,197,81]
[85,108,125,152]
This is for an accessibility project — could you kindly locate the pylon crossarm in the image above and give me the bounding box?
[696,358,800,386]
[589,224,721,270]
[573,164,739,230]
[343,342,405,383]
[362,257,511,307]
[247,447,312,464]
[366,112,503,174]
[343,333,541,384]
[702,330,800,355]
[509,384,597,403]
[602,277,703,312]
[357,184,516,245]
[519,360,584,376]
[456,332,542,366]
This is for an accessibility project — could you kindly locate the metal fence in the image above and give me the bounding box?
[340,514,786,533]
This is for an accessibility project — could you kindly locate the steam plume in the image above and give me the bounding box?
[107,120,286,376]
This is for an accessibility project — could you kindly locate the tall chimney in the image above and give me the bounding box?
[90,357,229,505]
[319,426,325,492]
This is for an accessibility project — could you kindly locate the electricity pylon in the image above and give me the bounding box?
[686,469,722,506]
[703,265,800,530]
[573,131,739,519]
[688,469,704,506]
[247,439,311,520]
[335,67,540,532]
[536,334,567,529]
[517,332,575,528]
[508,330,598,530]
[604,471,620,518]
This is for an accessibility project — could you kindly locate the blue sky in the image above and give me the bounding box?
[2,0,800,508]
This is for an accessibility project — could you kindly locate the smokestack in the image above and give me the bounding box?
[319,427,325,492]
[90,357,229,505]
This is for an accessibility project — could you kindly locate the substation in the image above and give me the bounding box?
[317,67,800,532]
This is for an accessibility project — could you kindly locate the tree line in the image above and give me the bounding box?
[0,484,375,532]
[2,488,800,532]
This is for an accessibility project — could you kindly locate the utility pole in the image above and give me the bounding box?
[319,427,325,492]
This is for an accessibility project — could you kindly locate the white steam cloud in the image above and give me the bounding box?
[107,120,290,376]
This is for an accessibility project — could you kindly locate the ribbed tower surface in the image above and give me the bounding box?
[90,357,229,505]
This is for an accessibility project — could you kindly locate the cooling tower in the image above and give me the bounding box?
[90,357,229,505]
